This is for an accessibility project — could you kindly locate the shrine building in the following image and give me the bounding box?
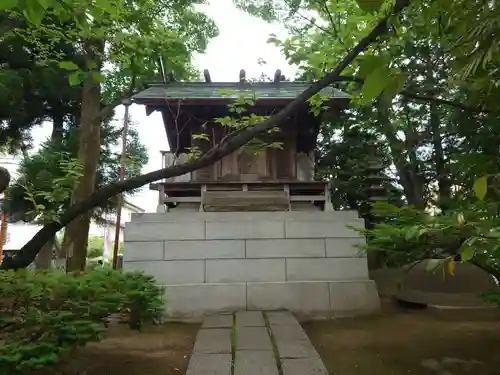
[122,70,380,321]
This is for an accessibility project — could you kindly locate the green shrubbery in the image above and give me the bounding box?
[0,268,164,375]
[360,200,500,279]
[359,199,500,307]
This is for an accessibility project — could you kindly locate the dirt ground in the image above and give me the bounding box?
[42,301,500,375]
[56,323,199,375]
[304,300,500,375]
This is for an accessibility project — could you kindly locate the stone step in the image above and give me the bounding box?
[186,311,328,375]
[202,190,290,212]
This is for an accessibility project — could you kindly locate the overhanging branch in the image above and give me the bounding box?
[2,0,413,270]
[334,76,492,113]
[98,88,141,121]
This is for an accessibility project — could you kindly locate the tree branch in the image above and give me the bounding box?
[98,88,141,121]
[99,61,140,121]
[333,75,492,113]
[1,0,413,270]
[315,0,343,44]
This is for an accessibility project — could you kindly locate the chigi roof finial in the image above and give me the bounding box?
[203,69,211,83]
[239,69,246,82]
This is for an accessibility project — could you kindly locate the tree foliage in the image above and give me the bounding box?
[5,120,147,224]
[0,268,164,374]
[0,0,417,270]
[0,12,81,152]
[4,0,500,277]
[1,0,219,270]
[235,0,500,284]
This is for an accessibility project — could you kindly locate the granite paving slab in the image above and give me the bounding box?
[271,325,318,358]
[202,314,234,329]
[236,326,273,351]
[271,325,310,341]
[193,328,231,354]
[281,357,329,375]
[267,311,303,328]
[186,354,232,375]
[187,311,329,375]
[234,350,279,375]
[275,338,319,358]
[235,311,265,327]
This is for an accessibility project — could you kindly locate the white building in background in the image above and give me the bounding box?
[0,153,144,255]
[88,201,145,259]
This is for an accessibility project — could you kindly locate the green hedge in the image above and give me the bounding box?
[0,268,164,375]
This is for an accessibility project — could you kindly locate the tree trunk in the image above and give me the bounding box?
[62,41,103,272]
[50,112,68,266]
[430,99,451,209]
[51,111,64,144]
[34,234,55,269]
[377,102,425,209]
[34,113,66,270]
[0,2,413,271]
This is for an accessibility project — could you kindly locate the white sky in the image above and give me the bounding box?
[30,0,296,212]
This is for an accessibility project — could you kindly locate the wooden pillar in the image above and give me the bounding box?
[191,123,214,181]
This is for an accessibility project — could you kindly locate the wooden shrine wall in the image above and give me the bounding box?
[163,105,327,183]
[215,139,296,181]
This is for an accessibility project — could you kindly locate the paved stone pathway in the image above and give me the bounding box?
[186,311,328,375]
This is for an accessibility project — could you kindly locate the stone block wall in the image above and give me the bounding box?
[123,211,380,321]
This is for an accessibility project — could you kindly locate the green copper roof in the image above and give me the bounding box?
[132,82,350,102]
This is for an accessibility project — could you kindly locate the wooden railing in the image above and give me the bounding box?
[150,180,333,213]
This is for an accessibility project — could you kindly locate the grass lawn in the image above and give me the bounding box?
[56,323,199,375]
[304,300,500,375]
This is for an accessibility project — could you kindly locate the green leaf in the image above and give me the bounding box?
[267,36,281,45]
[404,225,420,241]
[362,66,390,103]
[37,0,50,9]
[460,246,475,262]
[192,133,211,141]
[355,0,384,13]
[23,0,45,26]
[0,0,18,10]
[58,61,79,71]
[91,71,104,83]
[381,72,406,105]
[87,60,98,70]
[473,175,488,200]
[358,55,389,78]
[68,72,83,86]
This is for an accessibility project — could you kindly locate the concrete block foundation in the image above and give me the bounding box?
[123,211,380,321]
